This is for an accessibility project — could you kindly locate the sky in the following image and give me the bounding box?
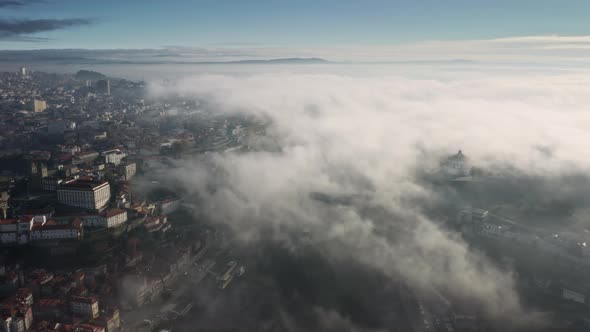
[1,0,590,50]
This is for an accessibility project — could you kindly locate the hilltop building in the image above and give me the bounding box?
[441,150,470,177]
[102,150,127,166]
[57,179,110,210]
[30,218,83,241]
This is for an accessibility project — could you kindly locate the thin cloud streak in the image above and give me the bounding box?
[3,34,590,63]
[0,18,96,41]
[0,0,42,8]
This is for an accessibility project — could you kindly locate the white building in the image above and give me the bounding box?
[57,179,110,210]
[59,145,81,155]
[82,209,127,228]
[73,151,99,165]
[120,162,136,180]
[102,150,127,166]
[441,150,469,177]
[159,198,181,215]
[30,219,82,241]
[0,216,34,245]
[70,296,99,319]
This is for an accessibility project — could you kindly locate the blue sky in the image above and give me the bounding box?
[1,0,590,49]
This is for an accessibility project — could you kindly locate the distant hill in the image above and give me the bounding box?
[221,58,330,65]
[75,70,106,80]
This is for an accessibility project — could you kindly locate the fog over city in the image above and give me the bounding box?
[127,68,590,330]
[3,1,590,331]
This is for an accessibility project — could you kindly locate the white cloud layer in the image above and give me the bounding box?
[156,34,590,63]
[148,68,590,325]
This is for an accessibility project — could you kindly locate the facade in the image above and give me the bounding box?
[57,179,110,210]
[120,162,136,180]
[159,198,181,215]
[0,217,33,246]
[144,215,170,233]
[0,192,8,219]
[97,308,120,332]
[33,100,47,113]
[119,276,164,307]
[441,150,469,177]
[35,299,66,321]
[0,304,32,332]
[82,209,127,228]
[10,317,24,332]
[41,177,63,192]
[60,145,81,155]
[30,219,82,241]
[58,165,79,177]
[102,150,127,166]
[115,192,129,208]
[27,161,48,193]
[15,289,33,306]
[70,296,99,319]
[73,151,99,165]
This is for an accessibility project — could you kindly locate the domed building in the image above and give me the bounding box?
[441,150,469,177]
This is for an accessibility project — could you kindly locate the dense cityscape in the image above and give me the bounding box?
[0,68,251,332]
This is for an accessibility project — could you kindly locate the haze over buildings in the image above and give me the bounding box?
[0,1,590,331]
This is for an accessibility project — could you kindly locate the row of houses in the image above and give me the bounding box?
[0,216,82,245]
[54,209,128,229]
[0,263,121,332]
[0,207,128,246]
[0,198,180,246]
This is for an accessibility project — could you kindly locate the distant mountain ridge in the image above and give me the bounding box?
[98,57,332,65]
[218,57,330,65]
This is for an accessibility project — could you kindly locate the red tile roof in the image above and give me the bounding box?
[60,179,108,191]
[38,298,65,307]
[100,209,126,218]
[31,219,82,231]
[0,219,17,225]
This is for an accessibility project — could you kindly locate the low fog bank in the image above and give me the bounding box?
[143,70,590,329]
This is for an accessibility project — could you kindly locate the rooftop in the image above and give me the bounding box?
[32,219,82,231]
[60,179,108,191]
[99,208,126,218]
